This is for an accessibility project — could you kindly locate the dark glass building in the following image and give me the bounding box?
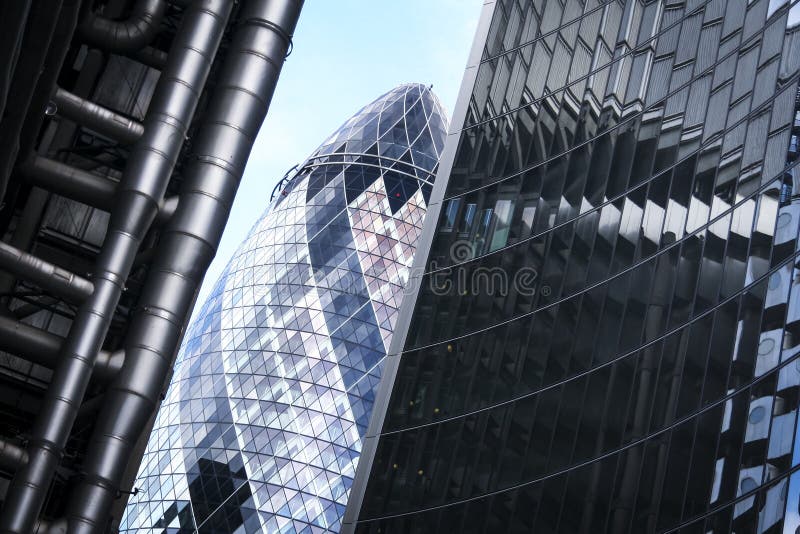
[122,84,448,532]
[345,1,800,533]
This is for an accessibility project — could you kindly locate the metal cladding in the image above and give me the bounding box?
[345,1,800,534]
[122,84,448,533]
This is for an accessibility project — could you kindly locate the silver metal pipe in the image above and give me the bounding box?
[19,155,117,211]
[157,194,178,222]
[0,314,62,369]
[0,437,28,473]
[0,315,122,381]
[20,155,177,222]
[94,349,125,383]
[0,0,233,530]
[0,241,93,303]
[52,87,144,145]
[67,1,302,531]
[130,45,168,70]
[78,0,166,54]
[33,518,66,534]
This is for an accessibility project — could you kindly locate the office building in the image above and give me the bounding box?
[0,0,301,532]
[345,1,800,533]
[121,84,448,532]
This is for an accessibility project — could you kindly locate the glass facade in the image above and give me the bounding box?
[120,83,448,533]
[348,1,800,533]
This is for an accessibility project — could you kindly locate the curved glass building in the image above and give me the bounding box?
[121,83,448,533]
[345,2,800,534]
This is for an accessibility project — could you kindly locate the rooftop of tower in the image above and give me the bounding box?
[311,83,449,173]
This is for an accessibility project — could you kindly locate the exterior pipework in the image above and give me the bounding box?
[52,87,144,145]
[0,1,234,531]
[0,315,122,381]
[19,155,117,212]
[32,519,66,534]
[130,45,168,70]
[0,438,28,473]
[78,0,166,54]
[67,1,303,530]
[0,240,93,303]
[20,155,178,223]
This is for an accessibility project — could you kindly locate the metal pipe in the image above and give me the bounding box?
[130,45,168,70]
[33,518,66,534]
[20,155,177,222]
[19,155,117,212]
[51,87,144,145]
[0,315,122,381]
[94,349,125,382]
[0,241,94,303]
[0,437,28,473]
[0,188,50,311]
[68,1,302,531]
[0,0,233,530]
[158,194,178,222]
[0,314,62,369]
[78,0,166,54]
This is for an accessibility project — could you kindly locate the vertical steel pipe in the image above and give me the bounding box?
[67,1,303,531]
[0,1,234,531]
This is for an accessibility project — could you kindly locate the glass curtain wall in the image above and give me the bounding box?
[350,1,800,533]
[121,84,448,533]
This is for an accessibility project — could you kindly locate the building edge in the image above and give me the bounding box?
[340,2,500,531]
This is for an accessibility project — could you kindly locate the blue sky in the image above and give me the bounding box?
[193,1,480,310]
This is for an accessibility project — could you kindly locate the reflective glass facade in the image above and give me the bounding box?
[348,1,800,533]
[121,83,448,533]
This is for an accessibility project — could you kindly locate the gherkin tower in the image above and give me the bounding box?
[121,84,448,533]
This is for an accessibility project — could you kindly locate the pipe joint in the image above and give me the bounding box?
[19,155,117,212]
[52,87,144,145]
[78,0,166,54]
[0,438,29,473]
[0,241,94,303]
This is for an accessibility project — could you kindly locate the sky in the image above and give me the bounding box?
[192,0,481,312]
